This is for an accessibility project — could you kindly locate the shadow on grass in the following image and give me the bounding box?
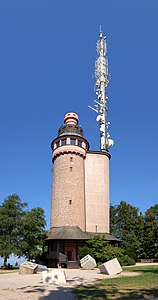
[74,267,158,300]
[74,283,158,299]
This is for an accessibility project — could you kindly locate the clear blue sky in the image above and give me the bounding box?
[0,0,158,229]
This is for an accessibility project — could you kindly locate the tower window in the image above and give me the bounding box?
[70,138,76,145]
[78,140,82,147]
[56,141,60,148]
[69,200,72,205]
[61,139,66,146]
[70,157,73,162]
[70,167,73,171]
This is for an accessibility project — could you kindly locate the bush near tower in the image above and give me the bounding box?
[79,235,135,266]
[0,194,46,268]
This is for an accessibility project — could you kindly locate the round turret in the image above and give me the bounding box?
[51,112,89,162]
[64,112,79,125]
[50,113,89,231]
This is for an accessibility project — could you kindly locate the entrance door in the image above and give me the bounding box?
[65,242,76,261]
[67,250,73,261]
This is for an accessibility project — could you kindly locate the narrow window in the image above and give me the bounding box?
[70,138,76,145]
[56,141,60,147]
[61,139,66,146]
[70,157,73,162]
[70,167,73,171]
[69,200,72,205]
[78,140,82,147]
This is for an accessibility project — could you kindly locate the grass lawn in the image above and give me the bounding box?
[74,266,158,299]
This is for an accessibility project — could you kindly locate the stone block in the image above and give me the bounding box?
[80,254,96,270]
[37,264,48,272]
[42,269,66,285]
[99,258,122,275]
[42,270,53,283]
[19,261,38,275]
[51,269,66,284]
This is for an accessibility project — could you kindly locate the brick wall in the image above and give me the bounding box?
[50,152,86,231]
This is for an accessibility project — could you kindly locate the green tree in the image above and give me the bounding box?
[0,194,28,267]
[80,235,109,262]
[110,201,144,259]
[143,204,158,258]
[20,207,46,260]
[0,194,47,267]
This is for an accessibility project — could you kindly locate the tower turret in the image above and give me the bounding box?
[50,112,89,231]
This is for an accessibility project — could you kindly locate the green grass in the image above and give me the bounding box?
[74,266,158,299]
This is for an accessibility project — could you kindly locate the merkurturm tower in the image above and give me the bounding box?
[45,30,116,268]
[50,112,89,231]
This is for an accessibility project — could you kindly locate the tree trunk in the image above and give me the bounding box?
[3,257,7,269]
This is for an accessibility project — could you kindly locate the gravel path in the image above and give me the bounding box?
[0,268,109,300]
[0,263,158,300]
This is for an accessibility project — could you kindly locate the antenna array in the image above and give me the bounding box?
[89,30,114,151]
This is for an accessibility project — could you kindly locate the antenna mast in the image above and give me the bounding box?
[89,29,114,151]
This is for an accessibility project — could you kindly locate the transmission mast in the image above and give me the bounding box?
[89,29,114,152]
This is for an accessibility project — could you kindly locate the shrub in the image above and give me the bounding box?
[79,235,135,266]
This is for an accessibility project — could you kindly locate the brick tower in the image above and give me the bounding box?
[50,112,89,231]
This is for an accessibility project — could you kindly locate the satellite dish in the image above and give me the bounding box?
[107,139,114,149]
[96,115,101,122]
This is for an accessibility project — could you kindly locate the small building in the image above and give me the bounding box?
[45,226,119,268]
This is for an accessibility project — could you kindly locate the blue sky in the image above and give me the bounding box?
[0,0,158,229]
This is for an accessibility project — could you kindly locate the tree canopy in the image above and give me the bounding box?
[80,202,158,266]
[143,204,158,258]
[110,201,158,259]
[20,207,46,260]
[0,194,46,266]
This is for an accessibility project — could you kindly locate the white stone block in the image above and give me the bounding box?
[42,269,66,285]
[51,269,66,285]
[42,270,52,283]
[99,258,122,275]
[80,254,96,270]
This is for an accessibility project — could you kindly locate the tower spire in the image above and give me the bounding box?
[89,29,114,151]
